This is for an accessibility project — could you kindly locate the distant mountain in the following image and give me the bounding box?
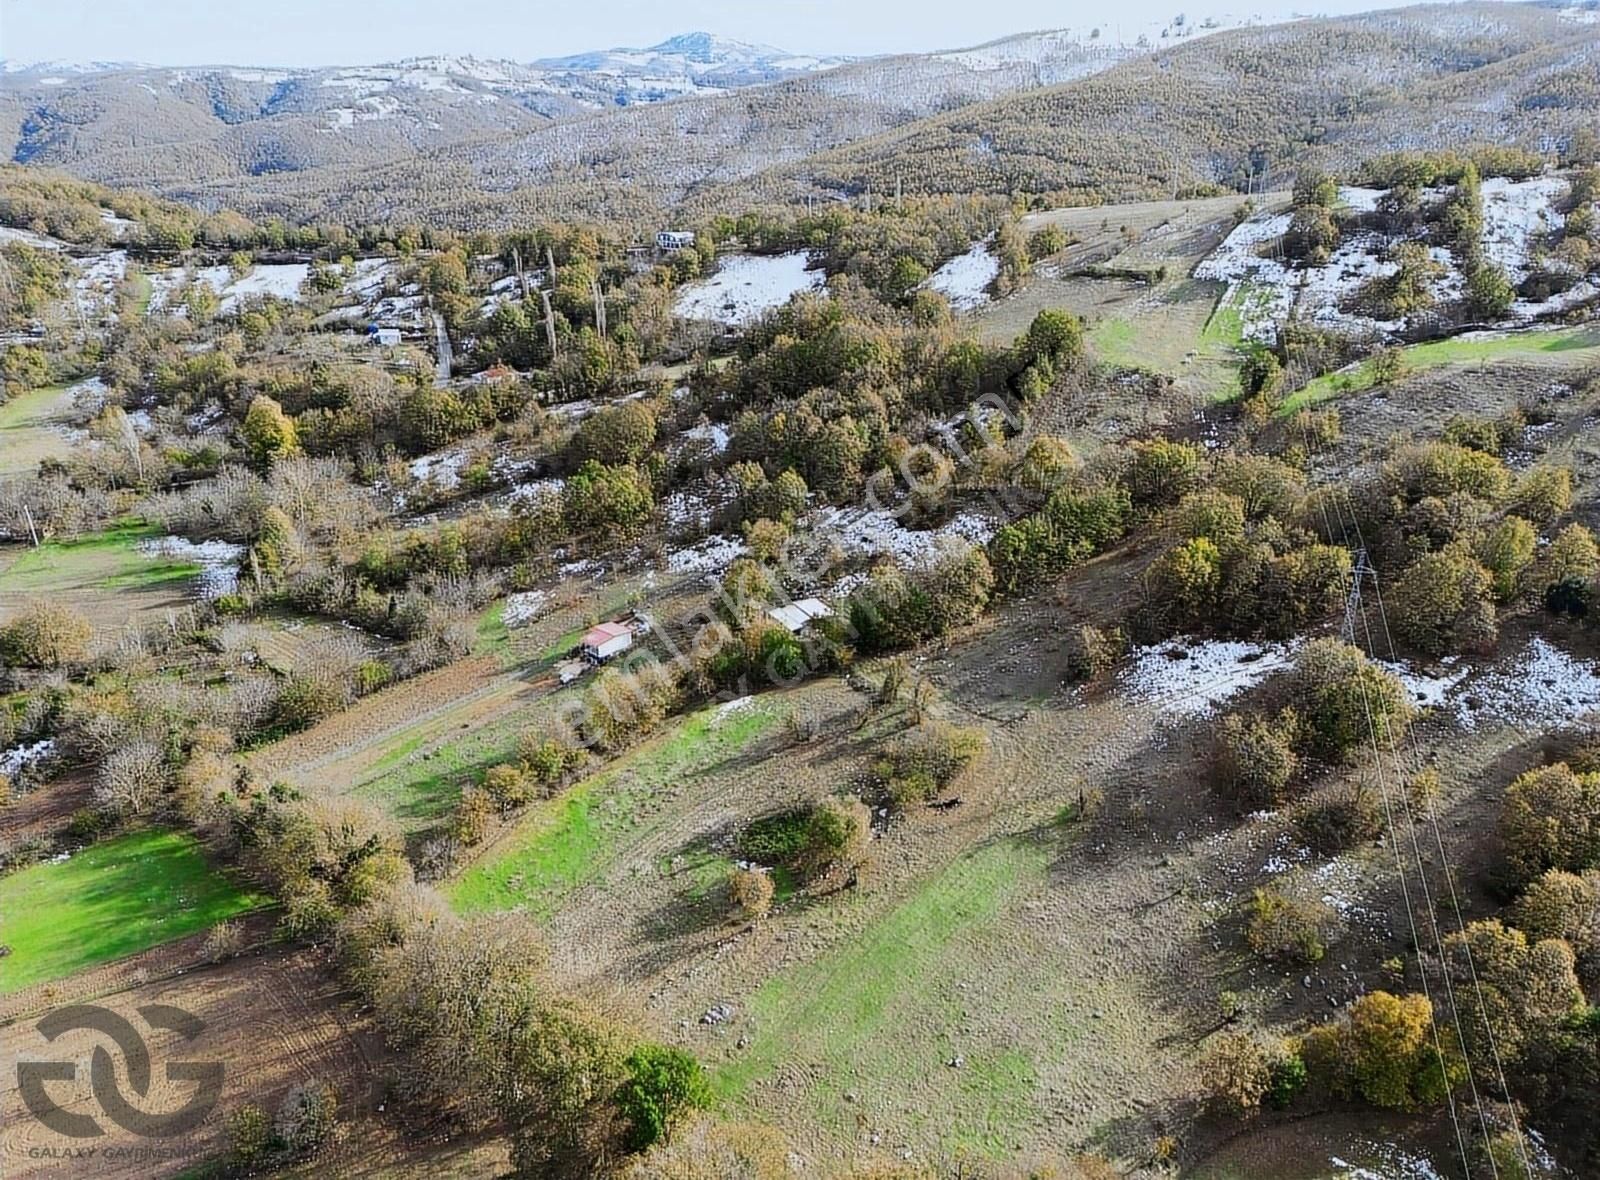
[533,31,854,93]
[4,6,1595,230]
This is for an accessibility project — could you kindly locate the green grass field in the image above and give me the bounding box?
[0,828,268,994]
[1281,324,1600,414]
[0,518,199,595]
[452,700,778,918]
[713,833,1053,1156]
[0,384,74,477]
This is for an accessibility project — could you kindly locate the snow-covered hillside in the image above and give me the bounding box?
[1195,175,1596,343]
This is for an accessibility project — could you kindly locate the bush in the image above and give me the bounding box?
[1293,783,1385,854]
[1125,439,1203,508]
[452,787,494,846]
[1474,516,1537,601]
[1389,548,1497,656]
[1501,763,1600,884]
[1214,710,1300,806]
[616,1045,713,1152]
[872,722,986,807]
[226,1103,274,1168]
[738,797,870,880]
[482,762,535,811]
[1063,625,1125,683]
[1245,888,1337,964]
[1292,640,1414,761]
[1514,869,1600,970]
[275,1080,339,1156]
[1200,1033,1273,1116]
[201,919,245,964]
[1297,991,1462,1110]
[1440,919,1585,1078]
[728,867,775,920]
[1511,465,1574,524]
[0,600,92,668]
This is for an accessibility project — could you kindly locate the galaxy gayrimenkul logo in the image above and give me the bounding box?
[17,1004,224,1139]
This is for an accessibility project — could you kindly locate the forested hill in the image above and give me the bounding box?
[4,2,1598,229]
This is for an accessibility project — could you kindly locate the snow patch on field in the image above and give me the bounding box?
[72,249,128,316]
[1480,175,1567,284]
[809,505,996,567]
[502,591,550,627]
[674,252,824,326]
[1118,638,1298,718]
[1382,639,1600,730]
[136,536,244,598]
[0,740,56,778]
[926,243,999,311]
[1329,1142,1445,1180]
[667,534,747,576]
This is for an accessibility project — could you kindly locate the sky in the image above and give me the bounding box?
[0,0,1439,67]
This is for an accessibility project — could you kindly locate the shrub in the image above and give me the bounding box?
[241,395,301,467]
[452,788,493,846]
[799,797,870,876]
[1387,442,1510,504]
[1543,523,1600,587]
[1245,888,1337,964]
[616,1045,713,1152]
[1293,784,1385,854]
[1149,537,1223,619]
[562,460,653,533]
[275,1080,339,1156]
[226,1103,274,1168]
[1440,920,1585,1078]
[201,919,245,964]
[1501,763,1600,884]
[1389,548,1497,656]
[0,600,92,668]
[738,797,870,880]
[1214,711,1300,806]
[1511,465,1574,525]
[1062,625,1125,683]
[1125,439,1203,508]
[482,763,535,811]
[1298,991,1462,1110]
[1514,869,1600,970]
[872,722,986,807]
[1474,516,1537,600]
[1292,640,1414,761]
[728,867,775,920]
[272,673,350,733]
[1200,1033,1273,1116]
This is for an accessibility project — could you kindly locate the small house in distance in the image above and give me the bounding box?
[656,230,696,252]
[766,597,833,633]
[367,324,402,347]
[581,621,635,664]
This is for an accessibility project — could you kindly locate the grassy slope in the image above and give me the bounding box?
[451,701,778,919]
[0,828,267,993]
[1281,324,1600,414]
[713,834,1052,1156]
[0,384,72,477]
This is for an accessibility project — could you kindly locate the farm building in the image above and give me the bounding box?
[766,597,833,633]
[657,230,697,252]
[367,325,402,347]
[580,621,635,663]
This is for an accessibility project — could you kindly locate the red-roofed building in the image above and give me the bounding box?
[580,621,634,663]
